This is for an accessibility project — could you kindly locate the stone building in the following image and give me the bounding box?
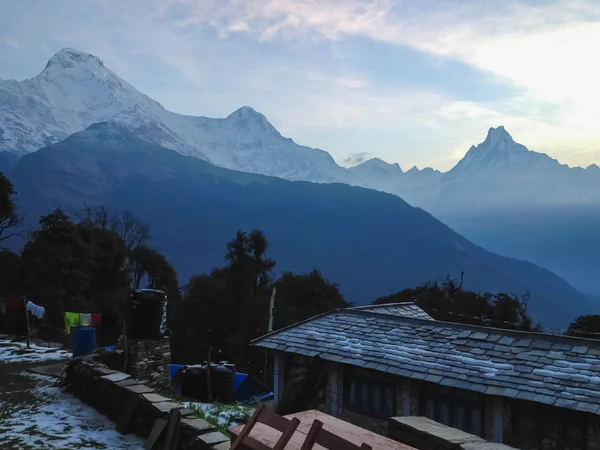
[252,303,600,450]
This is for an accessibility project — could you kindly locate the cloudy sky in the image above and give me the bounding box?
[1,0,599,171]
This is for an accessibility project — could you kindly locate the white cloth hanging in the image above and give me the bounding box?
[26,300,46,320]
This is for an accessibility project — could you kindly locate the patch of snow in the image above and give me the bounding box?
[183,401,253,428]
[0,372,144,449]
[0,338,71,364]
[550,359,591,370]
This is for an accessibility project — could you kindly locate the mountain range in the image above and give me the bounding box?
[1,48,599,324]
[8,121,596,327]
[3,48,598,209]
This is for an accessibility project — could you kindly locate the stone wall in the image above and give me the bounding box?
[588,415,600,450]
[120,336,170,390]
[501,397,596,450]
[389,416,516,450]
[280,355,600,450]
[64,356,230,450]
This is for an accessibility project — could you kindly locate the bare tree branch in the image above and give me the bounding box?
[112,211,150,255]
[0,216,21,243]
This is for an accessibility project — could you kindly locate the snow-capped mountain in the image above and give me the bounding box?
[448,126,570,177]
[347,157,402,191]
[1,48,599,209]
[418,126,600,212]
[0,48,350,183]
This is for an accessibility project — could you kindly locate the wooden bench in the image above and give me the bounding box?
[231,404,300,450]
[300,419,372,450]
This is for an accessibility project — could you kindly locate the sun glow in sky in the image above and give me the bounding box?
[1,0,599,171]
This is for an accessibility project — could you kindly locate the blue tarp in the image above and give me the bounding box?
[234,372,248,391]
[168,365,274,403]
[234,372,274,404]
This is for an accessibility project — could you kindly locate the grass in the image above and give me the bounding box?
[185,402,254,435]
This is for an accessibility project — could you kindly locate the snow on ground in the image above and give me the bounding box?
[0,338,71,364]
[184,401,254,430]
[0,372,144,449]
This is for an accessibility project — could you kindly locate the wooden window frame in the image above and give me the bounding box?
[343,367,396,419]
[418,384,485,437]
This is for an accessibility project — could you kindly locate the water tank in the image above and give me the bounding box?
[213,363,235,403]
[127,289,168,340]
[73,327,96,357]
[180,364,209,401]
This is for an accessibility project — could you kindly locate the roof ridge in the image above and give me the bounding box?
[250,308,342,345]
[346,308,600,346]
[349,302,417,310]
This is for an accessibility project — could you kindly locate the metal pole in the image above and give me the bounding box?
[263,287,276,385]
[23,298,30,349]
[268,286,276,333]
[207,346,212,402]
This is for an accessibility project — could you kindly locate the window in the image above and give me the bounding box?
[419,385,485,437]
[343,368,395,418]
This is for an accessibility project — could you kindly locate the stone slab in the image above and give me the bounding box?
[199,431,229,445]
[116,378,138,387]
[26,362,66,378]
[390,416,485,445]
[181,418,213,433]
[142,393,171,403]
[102,372,131,382]
[125,384,154,394]
[153,401,185,413]
[461,444,518,450]
[179,408,196,417]
[212,442,231,450]
[93,367,118,375]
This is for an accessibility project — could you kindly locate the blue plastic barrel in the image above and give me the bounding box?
[170,364,185,393]
[73,327,96,357]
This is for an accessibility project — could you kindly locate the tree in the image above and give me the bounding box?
[113,210,150,255]
[78,203,112,232]
[0,172,21,245]
[129,245,179,299]
[21,209,94,309]
[79,204,150,262]
[79,221,130,313]
[225,229,275,296]
[20,208,148,312]
[274,270,351,329]
[0,249,22,297]
[374,281,538,332]
[567,315,600,339]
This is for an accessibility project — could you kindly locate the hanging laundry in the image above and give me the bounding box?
[6,296,21,313]
[90,313,102,327]
[80,313,91,327]
[64,312,80,335]
[26,301,46,320]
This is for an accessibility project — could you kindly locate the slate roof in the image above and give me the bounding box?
[252,307,600,415]
[349,303,434,321]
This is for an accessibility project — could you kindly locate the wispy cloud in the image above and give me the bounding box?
[146,0,600,168]
[1,0,599,171]
[2,37,20,48]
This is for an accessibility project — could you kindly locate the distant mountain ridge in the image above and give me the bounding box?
[0,48,350,184]
[8,121,598,327]
[2,48,598,208]
[1,47,599,298]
